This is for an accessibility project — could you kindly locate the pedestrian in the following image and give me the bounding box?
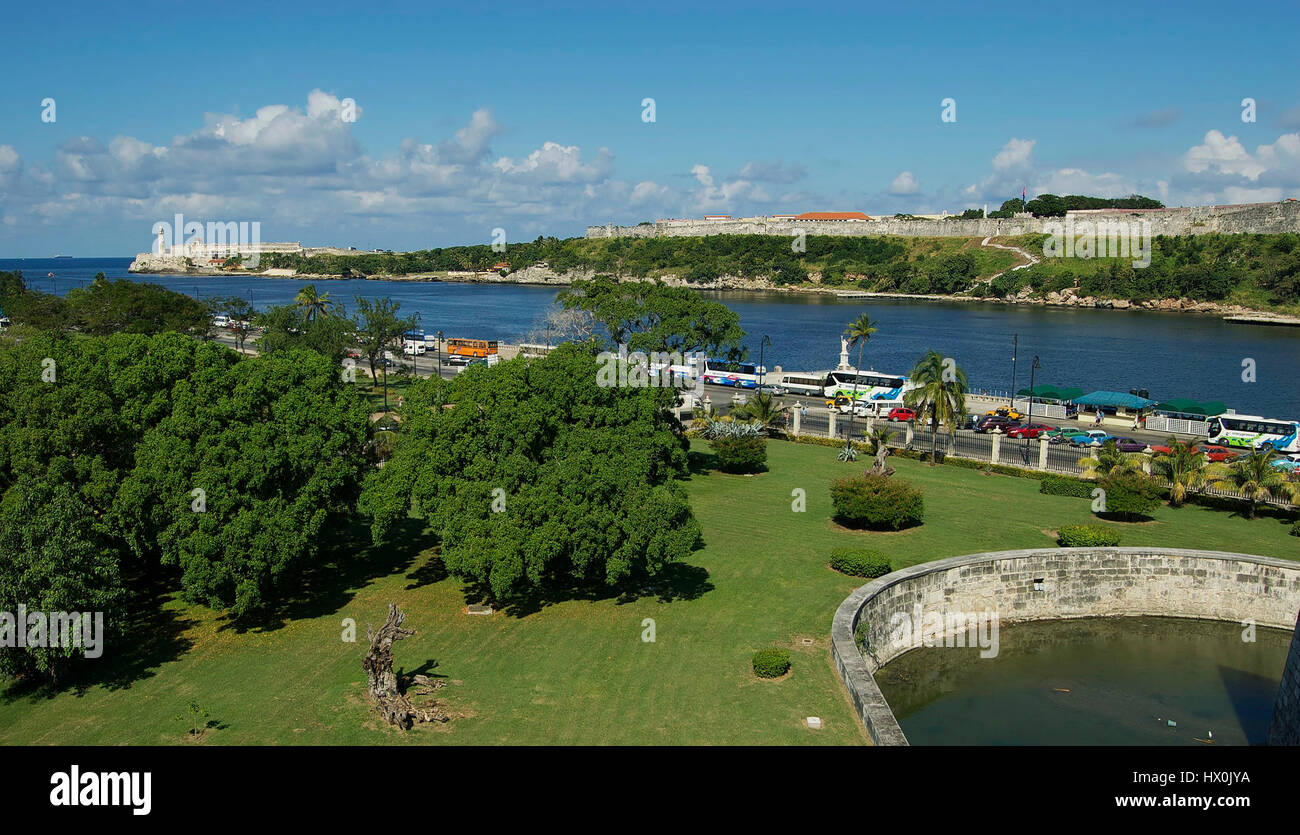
[1094,408,1103,426]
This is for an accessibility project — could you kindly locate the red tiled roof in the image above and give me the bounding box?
[796,211,871,221]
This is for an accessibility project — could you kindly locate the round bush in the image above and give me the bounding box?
[828,548,892,578]
[829,473,924,530]
[710,435,767,474]
[1291,519,1300,537]
[752,648,791,678]
[1057,524,1122,547]
[1097,471,1164,520]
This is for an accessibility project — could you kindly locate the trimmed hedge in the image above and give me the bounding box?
[710,435,767,474]
[829,548,892,578]
[1039,475,1095,498]
[1057,524,1122,547]
[830,473,925,530]
[752,648,791,678]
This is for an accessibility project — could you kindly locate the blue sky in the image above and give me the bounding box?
[1,0,1298,255]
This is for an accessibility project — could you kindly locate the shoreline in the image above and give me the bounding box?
[126,262,1300,325]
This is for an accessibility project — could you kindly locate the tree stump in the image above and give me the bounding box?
[362,603,449,729]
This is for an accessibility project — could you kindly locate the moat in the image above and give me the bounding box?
[874,617,1292,745]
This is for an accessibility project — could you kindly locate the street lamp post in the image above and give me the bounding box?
[436,330,443,377]
[1027,355,1041,448]
[758,334,771,393]
[1009,333,1018,407]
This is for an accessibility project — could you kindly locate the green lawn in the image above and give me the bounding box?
[1,440,1296,745]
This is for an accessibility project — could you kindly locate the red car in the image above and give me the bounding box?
[886,407,916,422]
[1147,443,1239,462]
[1005,423,1056,439]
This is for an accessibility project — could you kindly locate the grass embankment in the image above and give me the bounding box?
[1,440,1295,745]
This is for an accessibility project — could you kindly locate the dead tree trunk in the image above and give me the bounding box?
[362,603,448,729]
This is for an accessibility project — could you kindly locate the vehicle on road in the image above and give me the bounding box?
[1270,453,1300,473]
[756,383,788,397]
[822,369,914,413]
[211,314,230,328]
[1112,437,1149,452]
[976,415,1022,434]
[1005,423,1056,439]
[775,372,828,397]
[445,355,471,368]
[702,358,762,389]
[445,338,499,358]
[1206,414,1300,453]
[403,342,427,356]
[827,394,854,412]
[886,407,917,422]
[986,406,1024,420]
[957,414,982,431]
[1068,430,1116,447]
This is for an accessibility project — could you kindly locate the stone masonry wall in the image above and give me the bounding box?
[588,200,1300,240]
[1269,611,1300,745]
[830,547,1300,746]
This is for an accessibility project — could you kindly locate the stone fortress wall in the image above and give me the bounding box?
[587,200,1300,240]
[828,547,1300,746]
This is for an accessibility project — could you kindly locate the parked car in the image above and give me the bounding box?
[976,415,1022,434]
[445,355,471,368]
[886,407,916,422]
[1198,444,1241,462]
[985,406,1024,420]
[1005,423,1056,439]
[827,394,853,413]
[1112,437,1149,453]
[1068,430,1116,447]
[1270,455,1300,474]
[958,414,982,431]
[756,383,787,397]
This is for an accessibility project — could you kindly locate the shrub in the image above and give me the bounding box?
[1057,524,1122,547]
[752,648,791,678]
[830,473,924,530]
[1097,471,1164,520]
[710,435,767,473]
[1039,475,1094,498]
[1291,519,1300,537]
[828,548,892,578]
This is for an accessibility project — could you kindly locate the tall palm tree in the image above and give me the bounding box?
[295,284,333,321]
[841,313,878,459]
[1150,437,1208,507]
[1078,439,1144,479]
[903,349,967,465]
[1208,449,1298,519]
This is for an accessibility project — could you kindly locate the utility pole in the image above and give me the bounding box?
[1010,333,1018,407]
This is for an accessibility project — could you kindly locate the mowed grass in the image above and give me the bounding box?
[1,440,1296,745]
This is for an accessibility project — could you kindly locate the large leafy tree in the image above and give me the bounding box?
[256,302,355,362]
[557,276,744,357]
[354,295,417,406]
[65,274,208,336]
[362,344,701,602]
[903,349,966,465]
[115,348,369,616]
[0,478,126,682]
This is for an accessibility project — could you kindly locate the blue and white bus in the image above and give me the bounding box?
[702,358,762,388]
[1207,414,1300,453]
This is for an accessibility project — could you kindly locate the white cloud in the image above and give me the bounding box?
[888,171,919,195]
[1183,130,1267,179]
[690,164,714,187]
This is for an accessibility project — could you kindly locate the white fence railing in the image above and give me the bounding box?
[1145,415,1211,436]
[1011,398,1068,420]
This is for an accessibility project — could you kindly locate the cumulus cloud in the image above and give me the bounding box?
[690,164,714,187]
[493,141,614,183]
[888,171,919,195]
[1183,130,1267,179]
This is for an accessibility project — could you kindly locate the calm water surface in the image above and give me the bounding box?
[6,257,1300,416]
[874,617,1292,745]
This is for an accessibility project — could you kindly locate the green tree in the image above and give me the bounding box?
[65,275,208,336]
[557,276,745,358]
[1208,449,1298,519]
[354,296,417,412]
[1079,440,1145,479]
[731,392,788,435]
[903,349,967,465]
[361,344,701,602]
[841,313,878,460]
[1150,438,1208,506]
[256,303,355,363]
[294,284,334,321]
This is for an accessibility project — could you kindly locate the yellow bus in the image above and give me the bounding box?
[445,338,499,358]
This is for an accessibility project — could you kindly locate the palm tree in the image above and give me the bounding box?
[903,349,967,465]
[1150,437,1208,506]
[1208,449,1299,519]
[1078,439,1144,479]
[841,313,878,459]
[864,425,897,474]
[295,284,333,321]
[732,392,788,436]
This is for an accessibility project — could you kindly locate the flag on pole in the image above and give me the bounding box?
[1022,186,1026,204]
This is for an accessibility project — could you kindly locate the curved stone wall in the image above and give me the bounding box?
[830,547,1300,746]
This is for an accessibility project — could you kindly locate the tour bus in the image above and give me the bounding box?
[701,358,762,388]
[776,371,830,397]
[1206,414,1300,453]
[823,369,913,414]
[445,338,499,358]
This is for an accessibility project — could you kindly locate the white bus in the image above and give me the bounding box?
[1207,414,1300,453]
[776,371,830,396]
[823,369,913,411]
[702,358,762,389]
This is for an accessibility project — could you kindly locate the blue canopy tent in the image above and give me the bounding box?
[1073,390,1158,412]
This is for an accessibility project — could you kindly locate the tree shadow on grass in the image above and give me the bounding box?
[404,549,448,590]
[1,571,197,704]
[459,560,714,618]
[216,515,438,635]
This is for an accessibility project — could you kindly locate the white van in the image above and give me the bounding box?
[404,341,427,356]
